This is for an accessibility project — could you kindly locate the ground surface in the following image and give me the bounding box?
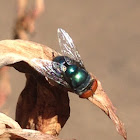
[0,0,140,140]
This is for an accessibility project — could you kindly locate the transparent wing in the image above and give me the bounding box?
[57,28,84,67]
[31,58,70,87]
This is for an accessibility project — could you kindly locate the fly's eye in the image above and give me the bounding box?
[61,65,67,72]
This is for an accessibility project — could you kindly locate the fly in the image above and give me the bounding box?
[32,28,97,98]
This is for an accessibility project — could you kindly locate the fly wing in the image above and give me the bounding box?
[31,58,70,88]
[57,28,84,67]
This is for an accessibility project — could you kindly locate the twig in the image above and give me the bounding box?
[14,0,44,40]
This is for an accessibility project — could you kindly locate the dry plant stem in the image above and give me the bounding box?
[0,39,127,140]
[14,0,44,39]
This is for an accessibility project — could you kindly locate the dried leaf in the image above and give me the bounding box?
[15,73,70,136]
[17,0,28,18]
[0,39,70,136]
[0,40,70,139]
[0,39,126,139]
[88,80,127,140]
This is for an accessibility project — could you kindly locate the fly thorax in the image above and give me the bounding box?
[65,65,78,77]
[71,69,88,88]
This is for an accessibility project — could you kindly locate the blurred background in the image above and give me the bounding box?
[0,0,140,139]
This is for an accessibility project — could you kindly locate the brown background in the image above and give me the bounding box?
[0,0,140,140]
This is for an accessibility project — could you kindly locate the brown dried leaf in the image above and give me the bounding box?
[88,80,127,140]
[0,40,70,138]
[15,73,70,136]
[34,0,45,18]
[0,39,126,139]
[0,106,71,140]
